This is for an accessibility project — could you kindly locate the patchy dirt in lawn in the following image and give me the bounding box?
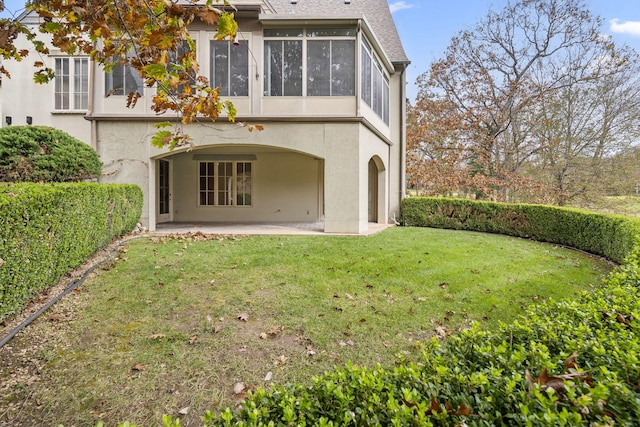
[0,232,325,427]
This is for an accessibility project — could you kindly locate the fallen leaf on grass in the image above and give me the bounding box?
[274,355,288,365]
[338,340,355,347]
[259,332,267,340]
[345,293,354,300]
[132,363,146,371]
[233,382,246,395]
[306,345,316,356]
[188,335,198,344]
[264,371,273,381]
[237,313,249,322]
[434,326,447,339]
[267,325,284,336]
[178,407,190,415]
[147,334,166,340]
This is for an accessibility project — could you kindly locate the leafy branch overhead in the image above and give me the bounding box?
[0,0,248,149]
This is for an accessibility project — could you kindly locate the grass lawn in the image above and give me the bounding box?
[0,227,612,427]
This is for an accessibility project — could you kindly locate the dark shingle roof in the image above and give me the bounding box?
[265,0,409,65]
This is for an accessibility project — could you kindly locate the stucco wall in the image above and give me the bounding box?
[170,148,321,223]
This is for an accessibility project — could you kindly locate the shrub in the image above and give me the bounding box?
[401,197,640,264]
[0,182,142,320]
[0,125,102,182]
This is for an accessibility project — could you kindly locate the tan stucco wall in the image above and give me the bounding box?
[95,120,390,234]
[170,148,321,223]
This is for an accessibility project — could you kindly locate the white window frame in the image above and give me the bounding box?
[209,35,250,97]
[53,57,89,111]
[263,28,356,97]
[198,160,253,207]
[360,38,390,126]
[104,51,144,97]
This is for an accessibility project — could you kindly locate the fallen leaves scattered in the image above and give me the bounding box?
[237,312,249,322]
[132,363,146,371]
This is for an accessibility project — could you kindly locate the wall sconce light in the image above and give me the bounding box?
[26,116,32,125]
[232,33,240,46]
[5,116,11,126]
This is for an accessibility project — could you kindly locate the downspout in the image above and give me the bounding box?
[88,58,98,154]
[398,65,407,223]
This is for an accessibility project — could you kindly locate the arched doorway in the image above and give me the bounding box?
[368,158,379,223]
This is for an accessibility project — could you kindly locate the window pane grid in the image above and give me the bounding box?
[360,38,389,125]
[54,57,88,111]
[265,29,354,97]
[198,161,252,207]
[211,40,249,96]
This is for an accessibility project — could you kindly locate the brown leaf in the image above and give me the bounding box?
[259,332,267,340]
[233,382,246,395]
[267,325,284,336]
[132,363,146,371]
[425,397,443,415]
[188,335,198,344]
[616,313,631,328]
[456,401,472,416]
[237,312,249,322]
[197,8,221,25]
[147,334,166,340]
[565,352,579,371]
[345,293,354,300]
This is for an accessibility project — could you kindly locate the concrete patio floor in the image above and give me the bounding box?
[152,221,393,236]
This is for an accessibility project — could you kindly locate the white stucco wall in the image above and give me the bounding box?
[0,26,91,144]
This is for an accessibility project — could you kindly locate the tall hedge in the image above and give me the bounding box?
[0,125,102,182]
[0,182,143,320]
[401,197,640,264]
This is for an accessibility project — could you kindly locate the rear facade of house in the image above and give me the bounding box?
[1,0,409,234]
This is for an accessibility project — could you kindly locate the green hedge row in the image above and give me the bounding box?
[0,182,143,320]
[401,197,640,264]
[184,198,640,426]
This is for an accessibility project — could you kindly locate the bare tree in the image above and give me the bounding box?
[410,0,640,203]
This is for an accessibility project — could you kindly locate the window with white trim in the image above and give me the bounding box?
[360,39,390,125]
[264,28,355,97]
[105,53,143,96]
[210,39,249,96]
[54,57,89,110]
[199,161,252,206]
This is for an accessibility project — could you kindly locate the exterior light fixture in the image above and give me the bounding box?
[26,116,32,125]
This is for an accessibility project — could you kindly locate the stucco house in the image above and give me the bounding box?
[1,0,409,234]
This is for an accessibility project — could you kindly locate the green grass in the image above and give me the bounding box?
[1,227,612,426]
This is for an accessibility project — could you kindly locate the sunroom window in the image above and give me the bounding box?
[360,39,390,125]
[264,28,355,97]
[210,39,249,96]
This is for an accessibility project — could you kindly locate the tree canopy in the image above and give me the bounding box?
[409,0,640,204]
[0,0,251,149]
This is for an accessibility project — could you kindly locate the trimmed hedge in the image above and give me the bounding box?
[0,126,102,182]
[188,198,640,426]
[0,182,143,320]
[401,197,640,264]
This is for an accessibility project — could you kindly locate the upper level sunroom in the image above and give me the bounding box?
[91,0,407,133]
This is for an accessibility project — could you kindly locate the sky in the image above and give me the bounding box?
[2,0,640,101]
